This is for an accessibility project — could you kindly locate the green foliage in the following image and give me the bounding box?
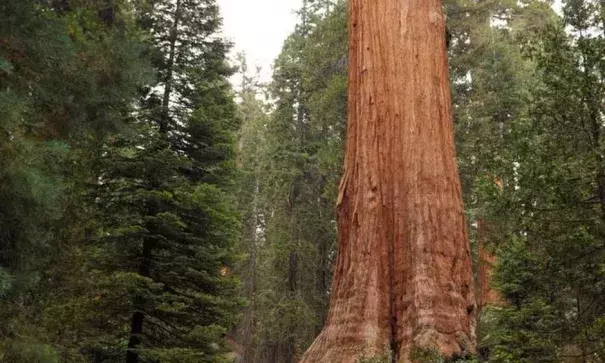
[470,1,605,361]
[71,0,244,360]
[410,348,445,363]
[0,0,241,361]
[0,268,12,298]
[410,347,477,363]
[355,349,392,363]
[0,0,151,360]
[236,2,347,361]
[1,341,59,363]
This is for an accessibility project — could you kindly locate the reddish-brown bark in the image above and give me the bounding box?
[299,0,476,362]
[476,220,503,312]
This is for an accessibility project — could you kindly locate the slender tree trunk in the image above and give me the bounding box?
[243,179,258,362]
[315,176,331,334]
[284,90,305,363]
[283,4,310,361]
[476,177,503,314]
[160,0,182,134]
[126,237,153,363]
[475,219,502,314]
[300,1,476,362]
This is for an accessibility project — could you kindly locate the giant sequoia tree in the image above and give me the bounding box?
[300,1,476,362]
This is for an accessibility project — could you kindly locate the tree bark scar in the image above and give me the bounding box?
[337,168,349,207]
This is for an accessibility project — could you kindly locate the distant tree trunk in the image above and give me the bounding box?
[300,0,476,362]
[98,0,116,26]
[283,77,306,363]
[315,177,331,334]
[126,236,154,363]
[475,219,502,314]
[235,177,259,363]
[160,0,182,134]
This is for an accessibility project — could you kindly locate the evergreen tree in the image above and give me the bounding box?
[92,0,242,361]
[0,0,148,360]
[230,52,270,363]
[484,1,605,360]
[445,0,555,326]
[246,2,346,362]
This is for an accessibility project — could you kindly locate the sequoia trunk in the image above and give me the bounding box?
[299,1,476,362]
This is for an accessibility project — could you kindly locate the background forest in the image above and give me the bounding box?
[0,0,604,362]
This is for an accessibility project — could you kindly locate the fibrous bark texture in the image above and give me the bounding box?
[299,1,476,362]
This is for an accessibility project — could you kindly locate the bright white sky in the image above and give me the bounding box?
[218,0,303,85]
[218,0,563,85]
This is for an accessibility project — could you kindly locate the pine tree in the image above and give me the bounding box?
[75,0,243,361]
[247,2,347,362]
[231,52,270,362]
[0,0,149,360]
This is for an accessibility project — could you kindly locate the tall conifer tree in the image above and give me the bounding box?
[88,0,242,361]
